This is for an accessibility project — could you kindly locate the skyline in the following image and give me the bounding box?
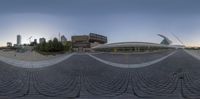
[1,0,200,46]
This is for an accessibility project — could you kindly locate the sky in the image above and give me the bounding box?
[0,0,200,46]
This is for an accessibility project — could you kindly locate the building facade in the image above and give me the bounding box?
[39,38,46,44]
[71,33,107,52]
[89,33,107,44]
[17,35,21,46]
[34,39,37,44]
[72,35,90,51]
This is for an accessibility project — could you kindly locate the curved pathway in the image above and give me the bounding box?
[184,49,200,61]
[0,53,75,68]
[87,50,177,68]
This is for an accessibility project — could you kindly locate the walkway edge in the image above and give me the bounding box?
[184,50,200,60]
[0,53,75,68]
[87,51,177,68]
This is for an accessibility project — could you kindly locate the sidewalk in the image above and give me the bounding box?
[0,50,75,68]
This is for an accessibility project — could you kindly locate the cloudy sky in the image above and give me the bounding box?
[0,0,200,46]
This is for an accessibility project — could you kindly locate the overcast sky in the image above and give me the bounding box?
[0,0,200,46]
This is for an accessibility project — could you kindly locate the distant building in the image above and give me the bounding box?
[72,35,90,51]
[61,35,67,44]
[30,39,38,46]
[71,33,107,52]
[89,33,107,44]
[7,42,12,47]
[39,38,46,44]
[17,35,21,45]
[34,39,37,44]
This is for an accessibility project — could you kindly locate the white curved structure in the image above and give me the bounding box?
[93,42,174,50]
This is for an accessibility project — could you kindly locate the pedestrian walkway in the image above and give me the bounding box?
[0,53,75,68]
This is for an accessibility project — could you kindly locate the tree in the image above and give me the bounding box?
[48,40,53,52]
[53,38,59,51]
[63,41,72,51]
[35,37,67,53]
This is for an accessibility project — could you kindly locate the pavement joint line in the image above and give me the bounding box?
[183,49,200,60]
[0,53,76,68]
[90,50,168,55]
[87,50,177,68]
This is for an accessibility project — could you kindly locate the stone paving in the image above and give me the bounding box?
[0,53,75,68]
[0,49,199,99]
[0,50,69,61]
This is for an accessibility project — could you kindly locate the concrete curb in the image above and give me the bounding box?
[0,53,75,68]
[87,51,177,68]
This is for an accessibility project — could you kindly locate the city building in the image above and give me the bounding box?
[72,35,90,52]
[39,38,46,44]
[89,33,107,44]
[71,33,107,52]
[17,35,21,46]
[34,39,37,44]
[30,39,37,46]
[61,35,67,44]
[7,42,12,47]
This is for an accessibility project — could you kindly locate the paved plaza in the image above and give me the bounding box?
[0,49,199,99]
[90,50,174,64]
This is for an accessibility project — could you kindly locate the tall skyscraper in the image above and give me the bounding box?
[34,39,37,44]
[17,35,21,45]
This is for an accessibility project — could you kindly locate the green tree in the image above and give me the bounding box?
[47,40,53,52]
[35,37,66,53]
[63,41,72,51]
[53,38,59,51]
